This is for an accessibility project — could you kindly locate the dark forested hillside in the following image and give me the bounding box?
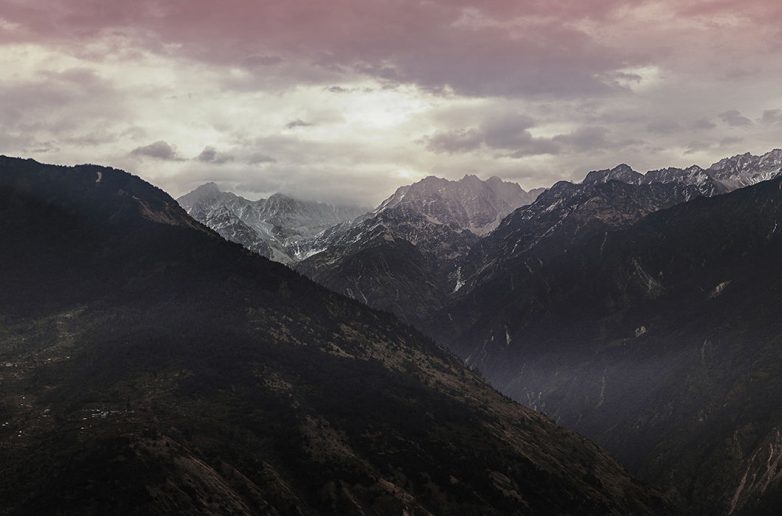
[433,175,782,514]
[0,157,665,515]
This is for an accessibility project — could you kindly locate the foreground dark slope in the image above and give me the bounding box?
[436,176,782,514]
[0,157,664,515]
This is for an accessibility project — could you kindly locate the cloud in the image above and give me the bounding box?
[719,110,753,127]
[646,119,681,134]
[246,152,277,165]
[326,86,350,93]
[720,136,744,146]
[241,55,283,67]
[130,141,183,161]
[1,0,782,205]
[553,126,610,150]
[553,126,643,152]
[692,118,717,130]
[197,146,233,164]
[426,114,559,158]
[760,109,782,125]
[284,119,314,129]
[426,129,483,154]
[0,0,647,98]
[480,115,537,148]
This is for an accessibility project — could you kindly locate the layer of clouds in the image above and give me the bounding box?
[0,1,780,205]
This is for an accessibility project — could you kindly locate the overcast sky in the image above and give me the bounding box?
[1,0,781,206]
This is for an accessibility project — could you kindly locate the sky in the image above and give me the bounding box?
[1,0,781,206]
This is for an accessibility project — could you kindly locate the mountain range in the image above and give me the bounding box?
[178,183,365,263]
[0,156,665,515]
[179,174,542,325]
[426,149,782,514]
[183,152,781,334]
[5,147,782,514]
[181,148,782,514]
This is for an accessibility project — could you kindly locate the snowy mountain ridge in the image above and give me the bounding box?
[374,174,543,236]
[583,149,782,196]
[177,183,365,263]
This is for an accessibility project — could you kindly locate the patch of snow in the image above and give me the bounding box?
[596,371,606,408]
[452,267,465,293]
[709,280,732,298]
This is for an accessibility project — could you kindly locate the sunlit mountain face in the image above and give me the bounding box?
[3,1,782,515]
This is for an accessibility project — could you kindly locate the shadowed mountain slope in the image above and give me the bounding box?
[0,156,665,515]
[296,175,542,326]
[433,174,782,515]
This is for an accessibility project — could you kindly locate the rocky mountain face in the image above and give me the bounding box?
[177,183,364,264]
[421,151,782,514]
[449,179,705,301]
[585,149,782,197]
[0,156,667,515]
[708,149,782,190]
[439,150,782,308]
[375,174,543,236]
[295,175,541,325]
[295,151,782,332]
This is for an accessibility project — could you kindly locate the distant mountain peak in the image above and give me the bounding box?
[198,181,221,192]
[177,181,224,206]
[709,148,782,170]
[177,185,364,264]
[583,164,644,185]
[459,173,483,183]
[267,192,292,201]
[378,173,538,236]
[581,148,782,195]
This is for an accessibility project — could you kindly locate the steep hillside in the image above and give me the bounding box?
[434,175,782,514]
[296,175,541,325]
[0,157,664,515]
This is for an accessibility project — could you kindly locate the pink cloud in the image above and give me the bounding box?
[0,0,650,96]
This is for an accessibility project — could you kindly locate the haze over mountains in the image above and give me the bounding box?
[427,149,782,514]
[179,175,542,325]
[440,174,782,514]
[184,150,782,328]
[2,147,782,514]
[178,183,365,263]
[0,156,665,515]
[5,1,782,514]
[180,148,782,514]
